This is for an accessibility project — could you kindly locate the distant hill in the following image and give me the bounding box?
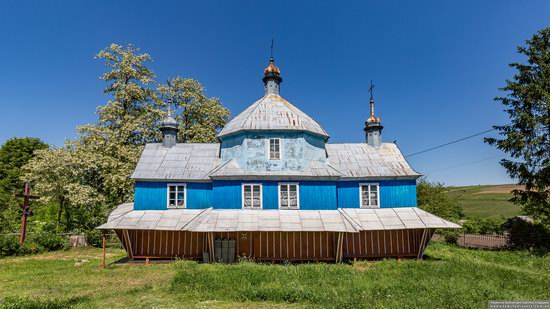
[445,184,522,218]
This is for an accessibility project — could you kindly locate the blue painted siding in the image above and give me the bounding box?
[135,180,416,210]
[337,180,417,208]
[299,181,337,210]
[212,180,336,210]
[134,181,213,210]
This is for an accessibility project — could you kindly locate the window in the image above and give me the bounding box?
[242,184,262,208]
[279,183,299,209]
[360,183,379,208]
[167,184,186,208]
[269,138,281,160]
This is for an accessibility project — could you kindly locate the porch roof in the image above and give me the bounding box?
[97,204,460,232]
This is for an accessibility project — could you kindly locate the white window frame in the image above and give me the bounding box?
[268,138,282,160]
[241,183,263,209]
[359,183,380,208]
[278,182,300,209]
[167,183,187,208]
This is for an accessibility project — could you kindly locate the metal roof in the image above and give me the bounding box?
[325,143,420,179]
[208,159,344,180]
[130,143,221,181]
[131,142,419,181]
[340,208,461,230]
[218,94,329,139]
[97,204,460,232]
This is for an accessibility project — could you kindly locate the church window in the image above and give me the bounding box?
[269,138,281,160]
[242,184,262,208]
[279,183,299,209]
[360,183,379,208]
[167,184,186,208]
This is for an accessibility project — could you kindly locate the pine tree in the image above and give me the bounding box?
[485,28,550,225]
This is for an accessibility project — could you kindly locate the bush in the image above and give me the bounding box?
[0,235,21,257]
[84,229,102,248]
[440,229,460,244]
[462,217,506,234]
[0,236,44,257]
[503,217,550,252]
[30,231,68,251]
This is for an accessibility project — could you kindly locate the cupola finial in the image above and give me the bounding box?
[263,39,282,95]
[160,104,179,148]
[364,80,383,147]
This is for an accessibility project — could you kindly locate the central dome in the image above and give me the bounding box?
[218,93,329,139]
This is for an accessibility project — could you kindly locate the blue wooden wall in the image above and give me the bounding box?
[212,180,337,209]
[134,181,212,210]
[134,180,416,210]
[337,180,417,208]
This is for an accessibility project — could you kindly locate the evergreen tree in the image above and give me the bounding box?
[0,137,47,232]
[485,28,550,225]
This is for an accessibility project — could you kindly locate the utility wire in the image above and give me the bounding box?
[405,128,496,158]
[423,155,505,175]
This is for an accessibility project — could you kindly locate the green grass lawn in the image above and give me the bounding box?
[446,185,522,218]
[1,243,549,308]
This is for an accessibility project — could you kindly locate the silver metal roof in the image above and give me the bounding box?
[218,94,329,139]
[98,204,460,231]
[325,143,420,179]
[130,143,221,181]
[340,208,461,230]
[208,159,344,180]
[131,142,418,181]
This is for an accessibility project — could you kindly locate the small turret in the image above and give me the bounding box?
[263,57,282,95]
[160,112,178,148]
[364,81,383,147]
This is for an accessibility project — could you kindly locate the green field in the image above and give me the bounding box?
[1,243,549,308]
[446,184,522,218]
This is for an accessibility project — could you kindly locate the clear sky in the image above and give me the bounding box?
[0,1,548,186]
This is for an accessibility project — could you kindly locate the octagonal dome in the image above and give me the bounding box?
[218,93,329,139]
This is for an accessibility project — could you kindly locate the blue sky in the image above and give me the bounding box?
[0,1,548,185]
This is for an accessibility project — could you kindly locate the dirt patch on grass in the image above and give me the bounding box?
[475,185,523,194]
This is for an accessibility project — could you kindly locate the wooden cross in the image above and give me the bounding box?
[16,182,38,245]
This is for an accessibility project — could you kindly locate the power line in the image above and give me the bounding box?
[424,155,504,175]
[405,128,496,158]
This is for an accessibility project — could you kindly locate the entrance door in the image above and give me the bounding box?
[238,232,252,258]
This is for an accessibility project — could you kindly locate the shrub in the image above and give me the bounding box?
[0,235,21,257]
[84,229,102,248]
[462,217,506,234]
[30,231,67,251]
[503,217,550,252]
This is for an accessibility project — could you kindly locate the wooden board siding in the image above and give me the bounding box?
[337,180,417,208]
[342,229,434,258]
[134,181,213,210]
[116,230,206,259]
[114,229,434,261]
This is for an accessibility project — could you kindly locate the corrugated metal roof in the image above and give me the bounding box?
[326,143,420,179]
[97,204,460,231]
[130,143,221,181]
[218,94,329,139]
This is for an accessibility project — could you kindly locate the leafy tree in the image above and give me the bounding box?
[485,28,550,225]
[158,77,229,143]
[0,137,47,232]
[76,43,164,205]
[417,179,463,221]
[23,146,104,231]
[23,43,230,234]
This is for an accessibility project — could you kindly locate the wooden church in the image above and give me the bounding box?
[98,56,459,263]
